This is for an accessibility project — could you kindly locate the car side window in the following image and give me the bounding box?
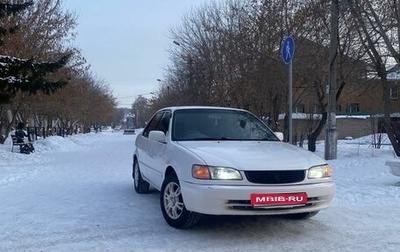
[142,112,163,138]
[158,111,171,134]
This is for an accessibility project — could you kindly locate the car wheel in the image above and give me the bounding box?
[285,211,319,220]
[133,159,150,193]
[160,175,201,229]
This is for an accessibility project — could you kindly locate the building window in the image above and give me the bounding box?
[346,103,360,113]
[294,104,305,113]
[310,104,321,113]
[389,87,398,100]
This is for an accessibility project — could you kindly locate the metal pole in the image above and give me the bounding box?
[325,0,338,160]
[136,110,139,128]
[288,61,293,144]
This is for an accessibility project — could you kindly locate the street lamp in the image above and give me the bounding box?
[173,40,194,100]
[157,79,171,98]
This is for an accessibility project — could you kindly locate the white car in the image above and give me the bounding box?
[133,106,335,229]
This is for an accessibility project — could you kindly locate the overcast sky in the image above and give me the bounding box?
[63,0,211,107]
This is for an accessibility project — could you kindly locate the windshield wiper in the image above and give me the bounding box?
[182,137,279,141]
[189,137,240,141]
[259,138,279,141]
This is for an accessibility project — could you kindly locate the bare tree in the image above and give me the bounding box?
[0,0,119,143]
[282,0,371,151]
[0,0,73,143]
[132,95,153,128]
[159,0,369,152]
[346,0,400,156]
[162,0,290,124]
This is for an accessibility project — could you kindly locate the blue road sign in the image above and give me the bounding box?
[282,36,295,64]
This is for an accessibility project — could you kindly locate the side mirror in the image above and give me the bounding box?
[274,132,284,141]
[149,130,166,143]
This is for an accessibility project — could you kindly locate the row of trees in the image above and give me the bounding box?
[134,0,400,155]
[0,0,118,144]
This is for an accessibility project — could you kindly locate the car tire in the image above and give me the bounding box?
[160,175,201,229]
[285,211,319,220]
[133,159,150,193]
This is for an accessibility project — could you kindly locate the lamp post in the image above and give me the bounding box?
[135,106,139,128]
[157,78,170,96]
[173,40,194,102]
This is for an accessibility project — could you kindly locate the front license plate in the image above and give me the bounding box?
[251,192,308,206]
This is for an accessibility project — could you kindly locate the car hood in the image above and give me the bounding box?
[177,141,326,171]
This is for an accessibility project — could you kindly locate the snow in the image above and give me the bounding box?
[0,131,399,251]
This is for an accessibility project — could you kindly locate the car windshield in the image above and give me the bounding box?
[172,109,279,141]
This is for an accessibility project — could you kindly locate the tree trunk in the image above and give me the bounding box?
[0,103,22,144]
[307,112,327,152]
[382,78,400,156]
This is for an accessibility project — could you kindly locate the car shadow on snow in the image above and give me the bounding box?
[196,214,316,229]
[119,183,332,235]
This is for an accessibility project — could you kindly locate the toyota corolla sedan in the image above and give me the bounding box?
[133,106,335,229]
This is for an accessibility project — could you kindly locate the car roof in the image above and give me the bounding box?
[158,106,248,113]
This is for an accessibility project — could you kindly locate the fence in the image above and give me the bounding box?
[26,126,72,141]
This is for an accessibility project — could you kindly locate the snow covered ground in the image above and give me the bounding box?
[0,131,399,251]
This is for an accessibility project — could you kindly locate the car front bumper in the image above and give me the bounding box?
[180,181,335,215]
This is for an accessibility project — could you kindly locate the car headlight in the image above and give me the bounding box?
[192,165,242,180]
[308,164,332,179]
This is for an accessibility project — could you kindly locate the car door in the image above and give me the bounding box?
[137,111,164,181]
[137,110,171,189]
[146,111,171,188]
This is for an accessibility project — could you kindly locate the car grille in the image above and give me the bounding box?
[244,170,305,184]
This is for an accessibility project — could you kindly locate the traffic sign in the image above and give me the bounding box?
[282,36,295,64]
[282,36,295,144]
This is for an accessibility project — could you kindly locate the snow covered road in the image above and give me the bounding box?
[0,132,399,251]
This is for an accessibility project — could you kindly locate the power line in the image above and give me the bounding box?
[116,93,155,99]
